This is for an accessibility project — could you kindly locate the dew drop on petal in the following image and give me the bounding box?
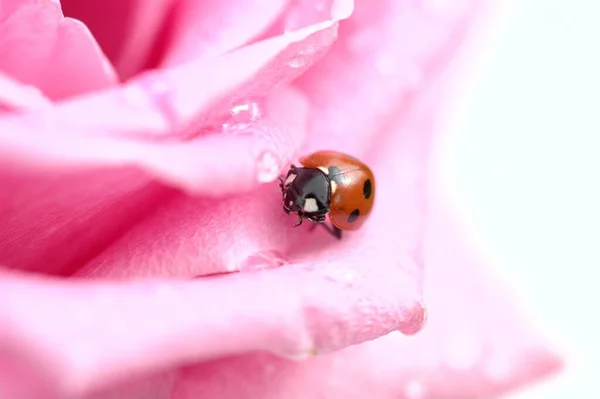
[239,250,288,271]
[256,150,282,183]
[231,100,263,123]
[288,55,307,69]
[222,98,265,132]
[288,46,317,69]
[398,304,427,335]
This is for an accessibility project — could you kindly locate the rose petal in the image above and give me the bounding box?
[0,72,52,112]
[0,2,351,186]
[61,0,174,80]
[0,124,425,394]
[66,64,428,381]
[0,85,305,276]
[75,64,426,281]
[168,202,561,399]
[0,214,422,399]
[51,4,347,137]
[0,1,351,277]
[0,48,446,395]
[0,0,117,100]
[0,195,562,399]
[0,167,174,275]
[160,0,289,67]
[295,0,478,155]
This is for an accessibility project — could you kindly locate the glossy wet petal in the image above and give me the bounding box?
[1,55,449,396]
[0,0,117,100]
[0,2,349,162]
[0,242,421,399]
[294,0,479,155]
[61,66,433,398]
[0,5,348,276]
[75,67,426,285]
[170,203,561,399]
[160,0,289,67]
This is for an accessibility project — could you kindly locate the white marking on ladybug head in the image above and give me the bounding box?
[303,197,319,213]
[285,173,296,186]
[317,166,329,175]
[288,200,294,207]
[330,180,338,194]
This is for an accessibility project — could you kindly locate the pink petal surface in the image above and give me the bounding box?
[0,72,51,112]
[76,0,485,280]
[0,0,117,100]
[160,0,289,67]
[294,0,473,155]
[0,86,306,275]
[0,0,348,151]
[76,73,425,280]
[0,5,347,275]
[0,1,490,394]
[167,200,561,399]
[0,168,171,275]
[0,242,422,398]
[0,1,560,399]
[61,0,174,80]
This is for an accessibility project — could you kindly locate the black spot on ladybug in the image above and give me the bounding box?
[347,209,360,223]
[363,179,372,199]
[327,166,345,185]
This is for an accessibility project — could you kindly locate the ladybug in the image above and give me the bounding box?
[278,150,375,239]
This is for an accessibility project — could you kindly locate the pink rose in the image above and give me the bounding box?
[0,0,561,398]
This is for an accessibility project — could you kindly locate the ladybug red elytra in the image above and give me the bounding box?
[278,150,375,239]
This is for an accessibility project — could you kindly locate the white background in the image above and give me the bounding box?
[443,0,600,397]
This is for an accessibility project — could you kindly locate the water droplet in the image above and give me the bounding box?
[404,380,426,399]
[239,250,288,271]
[222,98,265,132]
[288,56,306,69]
[288,46,317,69]
[398,304,427,335]
[256,151,282,183]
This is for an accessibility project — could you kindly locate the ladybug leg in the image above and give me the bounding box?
[307,217,324,232]
[320,223,342,240]
[294,214,303,227]
[306,217,342,240]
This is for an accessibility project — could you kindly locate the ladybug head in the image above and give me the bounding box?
[279,166,331,226]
